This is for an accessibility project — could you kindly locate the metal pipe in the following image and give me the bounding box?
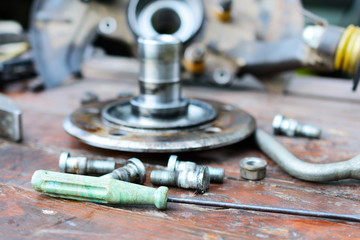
[255,129,360,182]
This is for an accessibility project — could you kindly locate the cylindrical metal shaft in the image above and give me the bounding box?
[167,155,225,183]
[167,197,360,223]
[131,35,188,118]
[59,152,115,175]
[32,170,168,209]
[150,166,210,193]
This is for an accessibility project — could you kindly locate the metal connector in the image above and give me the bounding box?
[167,155,225,183]
[101,158,146,184]
[59,152,116,175]
[272,114,321,139]
[150,166,210,194]
[239,157,267,180]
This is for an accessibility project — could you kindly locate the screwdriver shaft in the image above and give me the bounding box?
[167,197,360,223]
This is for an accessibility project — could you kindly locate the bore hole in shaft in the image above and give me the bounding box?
[151,8,181,34]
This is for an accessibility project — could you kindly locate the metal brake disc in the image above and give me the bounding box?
[64,35,255,152]
[63,96,255,153]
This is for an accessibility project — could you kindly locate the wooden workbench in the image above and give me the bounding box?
[1,75,360,239]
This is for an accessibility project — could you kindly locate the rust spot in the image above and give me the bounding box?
[76,120,99,132]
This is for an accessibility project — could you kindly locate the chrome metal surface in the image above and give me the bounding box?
[127,0,204,43]
[272,114,321,139]
[131,35,189,118]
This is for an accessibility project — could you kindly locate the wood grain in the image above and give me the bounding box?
[1,76,360,239]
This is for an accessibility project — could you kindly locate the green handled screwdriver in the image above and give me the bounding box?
[32,170,360,222]
[31,170,168,209]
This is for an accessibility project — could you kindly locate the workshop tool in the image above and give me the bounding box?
[63,34,255,152]
[239,157,267,181]
[101,158,146,184]
[167,155,225,183]
[59,152,116,175]
[255,129,360,182]
[273,114,321,139]
[150,166,210,194]
[31,170,360,223]
[0,93,22,142]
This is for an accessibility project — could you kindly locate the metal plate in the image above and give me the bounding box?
[102,99,217,129]
[63,97,256,152]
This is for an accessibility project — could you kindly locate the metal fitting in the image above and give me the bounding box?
[272,114,321,139]
[80,92,99,105]
[59,152,115,175]
[215,0,233,22]
[212,68,234,87]
[167,155,225,183]
[239,157,267,180]
[184,44,206,74]
[130,35,189,118]
[100,158,146,184]
[150,166,210,194]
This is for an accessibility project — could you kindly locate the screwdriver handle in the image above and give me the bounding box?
[31,170,169,209]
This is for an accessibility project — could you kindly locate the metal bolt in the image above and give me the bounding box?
[239,157,267,180]
[184,44,206,74]
[218,0,233,12]
[98,17,117,35]
[150,166,210,194]
[212,68,234,87]
[272,114,322,139]
[59,152,115,175]
[167,155,225,183]
[185,44,206,63]
[80,92,99,105]
[100,158,146,184]
[215,0,233,22]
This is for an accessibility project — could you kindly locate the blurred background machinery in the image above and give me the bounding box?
[1,0,360,91]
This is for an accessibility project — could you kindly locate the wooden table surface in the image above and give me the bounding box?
[1,75,360,239]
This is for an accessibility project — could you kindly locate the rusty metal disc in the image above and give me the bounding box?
[63,97,256,152]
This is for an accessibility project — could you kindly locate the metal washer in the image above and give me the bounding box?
[63,97,256,153]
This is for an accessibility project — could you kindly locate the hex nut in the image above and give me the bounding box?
[239,157,267,180]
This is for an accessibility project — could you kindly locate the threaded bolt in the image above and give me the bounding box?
[167,155,225,183]
[150,166,210,194]
[272,114,322,139]
[59,152,116,175]
[100,158,146,184]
